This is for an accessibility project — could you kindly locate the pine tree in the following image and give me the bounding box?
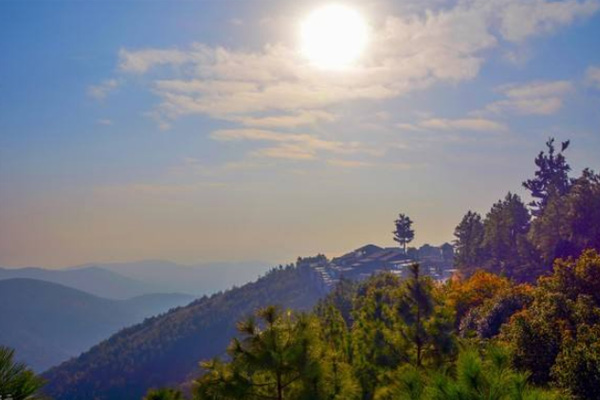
[397,264,454,368]
[453,211,484,275]
[393,214,415,253]
[523,138,571,216]
[0,346,46,400]
[481,193,531,280]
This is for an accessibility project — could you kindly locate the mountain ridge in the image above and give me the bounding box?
[0,278,194,372]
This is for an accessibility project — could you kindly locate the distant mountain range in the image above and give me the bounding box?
[0,266,152,299]
[42,264,326,400]
[0,260,272,299]
[0,278,195,371]
[77,259,273,296]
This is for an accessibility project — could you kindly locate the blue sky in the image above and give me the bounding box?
[1,0,600,267]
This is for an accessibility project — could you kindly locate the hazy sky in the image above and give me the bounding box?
[1,0,600,268]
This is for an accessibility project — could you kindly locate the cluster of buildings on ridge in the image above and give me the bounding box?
[300,243,455,291]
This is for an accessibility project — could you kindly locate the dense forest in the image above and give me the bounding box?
[2,138,600,400]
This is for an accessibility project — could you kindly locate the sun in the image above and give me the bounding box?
[300,4,368,70]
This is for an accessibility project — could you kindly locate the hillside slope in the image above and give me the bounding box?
[0,279,194,371]
[42,264,327,400]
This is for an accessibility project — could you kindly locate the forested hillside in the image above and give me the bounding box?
[42,264,327,400]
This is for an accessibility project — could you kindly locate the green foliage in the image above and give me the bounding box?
[376,345,566,400]
[143,388,185,400]
[351,266,455,398]
[501,250,600,398]
[482,193,532,278]
[529,169,600,264]
[195,306,358,400]
[0,346,46,400]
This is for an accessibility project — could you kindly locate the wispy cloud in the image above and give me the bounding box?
[482,80,574,115]
[420,118,507,132]
[96,119,113,126]
[233,110,337,128]
[586,65,600,89]
[88,79,120,100]
[210,129,382,161]
[396,117,506,132]
[496,0,599,42]
[327,159,373,168]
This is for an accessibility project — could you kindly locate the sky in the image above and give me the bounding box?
[1,0,600,268]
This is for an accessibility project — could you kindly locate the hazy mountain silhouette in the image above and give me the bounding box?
[1,260,272,300]
[0,278,194,371]
[76,259,272,295]
[0,266,153,299]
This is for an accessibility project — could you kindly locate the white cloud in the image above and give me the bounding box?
[112,0,598,129]
[586,65,600,89]
[88,79,119,100]
[96,119,113,126]
[99,0,598,166]
[483,80,573,115]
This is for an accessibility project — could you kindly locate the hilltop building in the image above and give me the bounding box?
[299,243,455,291]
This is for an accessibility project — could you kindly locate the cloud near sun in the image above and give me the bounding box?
[108,0,598,160]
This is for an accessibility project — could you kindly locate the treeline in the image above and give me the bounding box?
[454,139,600,282]
[140,249,598,400]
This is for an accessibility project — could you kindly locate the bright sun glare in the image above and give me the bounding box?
[301,4,368,70]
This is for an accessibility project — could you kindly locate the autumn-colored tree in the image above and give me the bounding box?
[446,271,511,329]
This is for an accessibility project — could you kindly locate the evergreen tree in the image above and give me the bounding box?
[523,138,572,216]
[378,345,566,400]
[0,346,46,400]
[453,211,484,275]
[393,214,415,253]
[195,306,357,400]
[481,193,532,280]
[529,168,600,264]
[397,264,454,368]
